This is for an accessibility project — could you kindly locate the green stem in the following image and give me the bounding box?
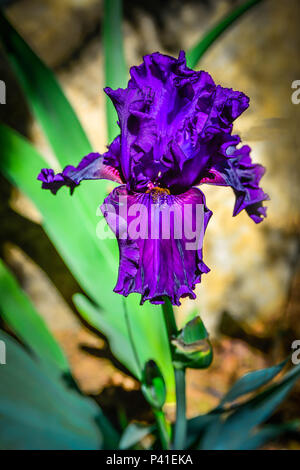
[173,368,186,450]
[162,298,187,450]
[154,409,170,450]
[124,299,171,449]
[162,298,178,340]
[186,0,263,69]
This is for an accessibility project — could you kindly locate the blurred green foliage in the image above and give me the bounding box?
[0,8,174,399]
[0,0,299,451]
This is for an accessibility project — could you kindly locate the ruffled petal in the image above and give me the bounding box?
[104,51,250,194]
[101,185,212,306]
[37,137,123,194]
[199,136,269,223]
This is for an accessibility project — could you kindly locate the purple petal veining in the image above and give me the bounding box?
[37,51,268,305]
[101,185,212,305]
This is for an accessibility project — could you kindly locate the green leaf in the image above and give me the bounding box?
[0,260,69,374]
[0,10,104,226]
[186,0,263,69]
[0,10,174,395]
[103,0,128,141]
[0,12,91,164]
[0,9,174,395]
[200,362,300,450]
[74,293,140,377]
[0,124,175,399]
[236,421,300,450]
[0,124,120,308]
[141,360,166,410]
[74,294,174,402]
[0,10,91,166]
[219,359,288,407]
[119,422,154,450]
[0,330,104,450]
[186,411,221,449]
[187,359,299,450]
[95,413,120,450]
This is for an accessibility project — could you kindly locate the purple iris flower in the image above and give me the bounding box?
[37,51,269,306]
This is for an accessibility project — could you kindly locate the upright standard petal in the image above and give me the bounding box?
[101,185,212,306]
[37,137,123,194]
[104,51,250,195]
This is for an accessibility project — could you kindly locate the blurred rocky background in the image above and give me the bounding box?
[0,0,299,447]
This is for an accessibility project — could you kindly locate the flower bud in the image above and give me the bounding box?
[141,360,166,410]
[172,316,213,369]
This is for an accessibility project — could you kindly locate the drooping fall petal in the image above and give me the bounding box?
[37,137,123,194]
[101,185,212,305]
[199,135,269,223]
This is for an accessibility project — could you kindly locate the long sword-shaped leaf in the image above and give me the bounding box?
[0,10,128,302]
[236,421,300,451]
[200,363,300,450]
[74,293,174,399]
[0,330,105,449]
[0,259,69,374]
[0,124,119,307]
[187,359,298,449]
[0,125,174,396]
[0,260,119,447]
[0,10,103,225]
[74,293,139,377]
[0,8,173,396]
[0,10,92,165]
[186,0,263,69]
[219,359,288,407]
[103,0,128,141]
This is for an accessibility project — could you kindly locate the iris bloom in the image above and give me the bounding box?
[38,51,268,306]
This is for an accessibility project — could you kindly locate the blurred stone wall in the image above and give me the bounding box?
[1,0,300,338]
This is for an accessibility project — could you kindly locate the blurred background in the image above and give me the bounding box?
[0,0,299,448]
